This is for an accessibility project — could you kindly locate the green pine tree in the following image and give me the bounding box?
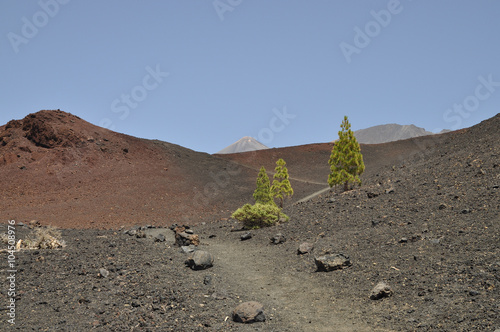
[253,166,274,205]
[271,158,294,208]
[328,116,365,191]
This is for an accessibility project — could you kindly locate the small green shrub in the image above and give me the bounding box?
[232,203,289,229]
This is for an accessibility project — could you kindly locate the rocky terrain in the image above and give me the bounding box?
[0,111,498,331]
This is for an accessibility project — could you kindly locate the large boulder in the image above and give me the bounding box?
[185,251,214,270]
[314,253,352,272]
[232,301,266,324]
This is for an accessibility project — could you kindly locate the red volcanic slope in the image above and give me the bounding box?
[0,110,255,229]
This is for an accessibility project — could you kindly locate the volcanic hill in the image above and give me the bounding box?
[0,110,260,228]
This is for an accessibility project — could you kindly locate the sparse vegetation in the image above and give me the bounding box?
[232,163,291,228]
[231,203,289,229]
[23,226,66,249]
[271,158,293,208]
[1,226,66,250]
[328,116,365,191]
[253,166,274,205]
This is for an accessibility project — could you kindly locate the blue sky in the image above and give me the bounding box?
[1,1,499,154]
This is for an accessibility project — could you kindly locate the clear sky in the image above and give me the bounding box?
[1,1,499,154]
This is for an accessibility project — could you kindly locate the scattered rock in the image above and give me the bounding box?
[367,192,379,198]
[314,253,351,272]
[469,290,480,296]
[232,301,266,324]
[370,282,393,300]
[181,245,197,254]
[399,237,408,243]
[297,242,314,255]
[174,226,200,246]
[438,203,447,210]
[461,208,471,214]
[98,268,109,278]
[385,188,395,194]
[203,275,212,285]
[270,233,286,245]
[185,250,214,270]
[240,232,252,241]
[154,233,166,242]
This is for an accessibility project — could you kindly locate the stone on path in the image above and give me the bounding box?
[370,282,394,300]
[270,233,286,245]
[232,301,266,324]
[297,242,314,255]
[185,250,214,270]
[314,253,351,272]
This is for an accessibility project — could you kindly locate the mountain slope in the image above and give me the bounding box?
[354,123,434,144]
[0,110,256,228]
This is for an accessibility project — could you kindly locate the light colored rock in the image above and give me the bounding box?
[370,282,393,300]
[298,242,314,255]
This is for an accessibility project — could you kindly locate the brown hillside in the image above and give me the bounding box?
[0,110,256,228]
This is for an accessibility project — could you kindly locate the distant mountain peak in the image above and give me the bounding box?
[353,123,435,144]
[216,136,269,154]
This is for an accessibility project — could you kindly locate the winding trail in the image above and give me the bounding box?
[205,235,389,332]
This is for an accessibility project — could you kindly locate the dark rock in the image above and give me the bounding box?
[270,233,286,245]
[370,282,394,300]
[154,233,166,242]
[314,253,351,272]
[135,230,146,238]
[203,275,212,285]
[297,242,314,255]
[438,203,447,210]
[367,192,379,198]
[232,301,266,324]
[185,251,214,270]
[461,208,471,214]
[240,232,252,241]
[469,290,480,296]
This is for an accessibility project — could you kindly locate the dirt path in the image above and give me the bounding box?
[204,233,389,331]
